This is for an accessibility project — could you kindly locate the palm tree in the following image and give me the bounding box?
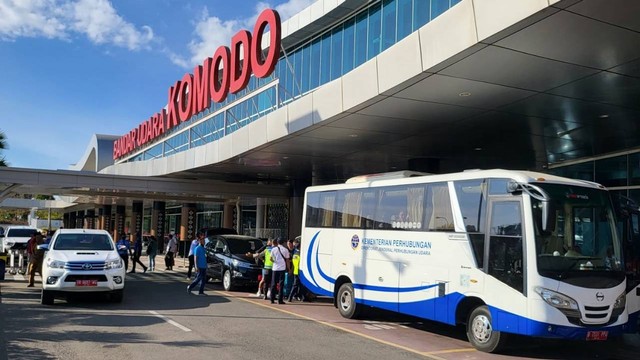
[0,130,7,166]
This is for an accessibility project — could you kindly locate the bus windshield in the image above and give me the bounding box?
[532,183,624,283]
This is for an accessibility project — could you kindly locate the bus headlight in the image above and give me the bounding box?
[613,293,626,309]
[535,287,579,311]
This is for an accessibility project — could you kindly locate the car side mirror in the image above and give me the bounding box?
[37,244,49,251]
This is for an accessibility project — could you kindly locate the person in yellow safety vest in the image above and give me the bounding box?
[246,238,273,299]
[287,238,303,302]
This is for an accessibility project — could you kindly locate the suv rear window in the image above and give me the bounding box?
[7,229,37,237]
[53,234,114,251]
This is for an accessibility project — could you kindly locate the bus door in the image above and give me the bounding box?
[617,195,640,331]
[485,198,525,295]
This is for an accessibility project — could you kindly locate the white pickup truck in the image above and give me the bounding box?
[1,226,39,252]
[40,229,126,305]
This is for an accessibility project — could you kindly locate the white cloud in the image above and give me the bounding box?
[185,7,240,69]
[0,0,67,40]
[69,0,153,50]
[184,0,315,68]
[272,0,315,21]
[0,0,153,50]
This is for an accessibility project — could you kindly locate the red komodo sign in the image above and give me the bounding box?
[113,9,281,160]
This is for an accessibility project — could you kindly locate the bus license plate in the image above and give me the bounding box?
[76,280,98,287]
[586,331,608,341]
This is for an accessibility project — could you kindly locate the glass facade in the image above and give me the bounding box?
[123,0,462,164]
[549,151,640,201]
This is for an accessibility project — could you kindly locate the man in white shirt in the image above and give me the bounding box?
[269,238,290,304]
[165,231,178,270]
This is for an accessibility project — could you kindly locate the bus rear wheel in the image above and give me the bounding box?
[337,283,361,319]
[466,305,507,353]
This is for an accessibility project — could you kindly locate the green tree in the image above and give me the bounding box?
[0,130,7,166]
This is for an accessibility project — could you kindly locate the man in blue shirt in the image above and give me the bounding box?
[116,233,130,272]
[187,233,208,295]
[186,232,202,280]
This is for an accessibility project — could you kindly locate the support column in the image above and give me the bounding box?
[132,201,143,239]
[75,211,84,229]
[289,179,309,239]
[85,209,96,229]
[115,205,126,240]
[101,205,112,233]
[63,213,70,229]
[180,203,197,257]
[223,202,234,229]
[256,198,266,238]
[69,212,76,229]
[151,201,166,252]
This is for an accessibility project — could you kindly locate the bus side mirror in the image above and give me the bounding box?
[541,201,556,233]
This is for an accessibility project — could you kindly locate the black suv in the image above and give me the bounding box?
[204,234,263,291]
[201,227,238,238]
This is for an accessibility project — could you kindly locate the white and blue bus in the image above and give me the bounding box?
[299,169,629,352]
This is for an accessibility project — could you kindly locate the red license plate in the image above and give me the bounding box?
[75,280,98,287]
[586,331,608,341]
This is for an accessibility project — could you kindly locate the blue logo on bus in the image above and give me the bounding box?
[351,235,360,250]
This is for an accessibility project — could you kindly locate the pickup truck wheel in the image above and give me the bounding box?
[41,290,54,305]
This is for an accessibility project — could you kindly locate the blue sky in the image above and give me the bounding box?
[0,0,314,169]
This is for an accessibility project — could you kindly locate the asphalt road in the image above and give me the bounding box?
[1,264,640,360]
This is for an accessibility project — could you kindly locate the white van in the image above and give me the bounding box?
[40,229,126,305]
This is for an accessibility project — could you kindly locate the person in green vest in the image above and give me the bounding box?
[287,238,302,302]
[246,238,273,299]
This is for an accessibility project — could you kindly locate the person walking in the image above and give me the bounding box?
[187,234,207,295]
[165,231,178,270]
[147,235,158,271]
[187,232,203,279]
[116,233,130,272]
[288,238,302,302]
[130,234,148,273]
[246,238,272,298]
[269,238,290,304]
[27,234,45,287]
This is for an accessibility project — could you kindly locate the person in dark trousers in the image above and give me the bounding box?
[130,234,148,273]
[187,234,207,295]
[269,238,290,304]
[288,238,303,301]
[165,231,177,270]
[147,235,158,271]
[116,233,130,272]
[187,232,203,279]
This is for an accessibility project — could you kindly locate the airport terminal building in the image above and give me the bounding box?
[2,0,640,246]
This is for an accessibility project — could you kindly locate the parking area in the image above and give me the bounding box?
[1,256,640,360]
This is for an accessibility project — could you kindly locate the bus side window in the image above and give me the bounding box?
[455,179,487,267]
[427,183,454,231]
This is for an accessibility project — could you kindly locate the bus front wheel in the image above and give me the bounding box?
[466,305,507,353]
[337,283,361,319]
